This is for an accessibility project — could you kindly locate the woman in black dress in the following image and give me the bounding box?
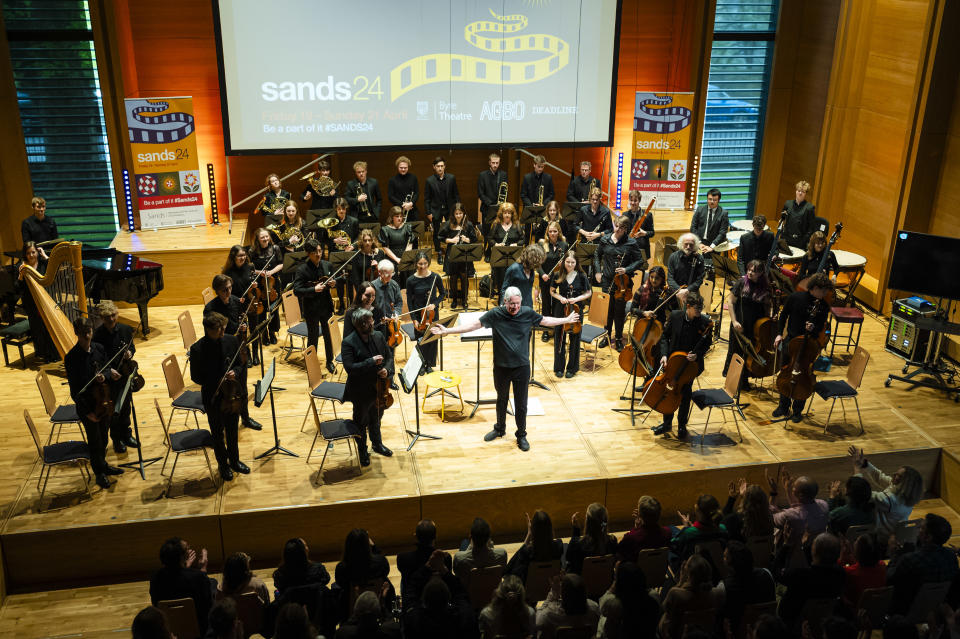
[488,202,524,299]
[348,229,384,295]
[724,259,773,390]
[273,200,310,255]
[405,251,446,372]
[248,227,284,343]
[16,241,58,361]
[378,206,417,287]
[343,281,384,341]
[533,200,569,242]
[550,251,591,378]
[537,220,569,341]
[439,203,477,309]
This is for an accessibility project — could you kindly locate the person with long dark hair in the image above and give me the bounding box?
[17,240,58,361]
[272,537,331,596]
[438,203,477,310]
[536,573,600,639]
[334,529,392,618]
[550,251,591,378]
[566,503,619,575]
[406,251,445,372]
[343,281,383,341]
[714,540,775,633]
[506,509,564,583]
[630,265,670,324]
[248,227,283,343]
[596,562,659,639]
[539,220,569,343]
[671,494,728,563]
[218,551,270,605]
[222,244,260,366]
[723,258,773,390]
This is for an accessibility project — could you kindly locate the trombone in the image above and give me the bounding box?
[537,185,544,206]
[497,180,508,205]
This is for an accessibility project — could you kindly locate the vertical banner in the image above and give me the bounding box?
[126,97,206,229]
[630,92,695,210]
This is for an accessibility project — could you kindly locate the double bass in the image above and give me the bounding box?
[640,317,714,415]
[775,299,823,405]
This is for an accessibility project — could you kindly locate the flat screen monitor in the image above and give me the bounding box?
[888,231,960,300]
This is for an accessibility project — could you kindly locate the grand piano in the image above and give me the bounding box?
[81,247,164,335]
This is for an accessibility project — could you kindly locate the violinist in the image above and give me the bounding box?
[387,155,420,222]
[342,308,394,466]
[501,244,545,307]
[630,266,670,324]
[406,251,445,372]
[301,159,337,210]
[373,259,403,326]
[533,200,569,242]
[65,317,123,488]
[781,180,816,249]
[576,188,612,244]
[550,251,591,378]
[323,197,359,314]
[623,189,655,258]
[293,239,339,375]
[189,312,248,482]
[724,260,773,391]
[348,229,384,293]
[93,301,141,454]
[259,173,290,215]
[343,282,384,341]
[344,161,381,225]
[439,203,478,310]
[666,233,706,305]
[773,272,833,422]
[737,215,775,276]
[248,227,283,343]
[488,203,524,297]
[222,245,259,365]
[538,221,570,341]
[651,291,712,440]
[204,275,263,431]
[594,217,646,352]
[795,231,839,283]
[378,206,417,286]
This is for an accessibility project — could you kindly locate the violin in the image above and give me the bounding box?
[364,250,380,281]
[629,196,656,238]
[563,302,582,334]
[118,354,145,393]
[774,300,822,403]
[413,275,438,333]
[91,374,115,422]
[376,373,394,410]
[381,316,404,348]
[609,253,632,301]
[640,317,713,415]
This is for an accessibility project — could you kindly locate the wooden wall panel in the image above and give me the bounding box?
[929,71,960,239]
[0,12,34,254]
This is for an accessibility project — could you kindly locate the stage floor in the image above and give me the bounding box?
[0,298,957,589]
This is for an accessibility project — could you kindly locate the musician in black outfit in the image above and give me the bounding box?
[387,155,420,222]
[65,317,123,488]
[342,307,394,465]
[93,301,141,454]
[782,180,817,249]
[260,174,290,215]
[343,281,385,343]
[378,206,417,287]
[630,266,670,324]
[438,204,478,309]
[737,215,775,276]
[651,291,712,440]
[222,245,260,365]
[550,251,591,378]
[189,312,249,481]
[344,161,381,224]
[248,227,283,343]
[566,161,598,203]
[204,275,262,431]
[533,200,569,242]
[424,156,461,260]
[16,241,58,361]
[478,153,508,241]
[301,159,337,210]
[689,188,729,255]
[773,272,833,422]
[347,229,384,294]
[623,190,655,259]
[538,221,569,341]
[666,233,706,305]
[322,198,360,313]
[795,231,839,282]
[373,259,403,323]
[724,260,773,390]
[21,196,58,258]
[520,154,555,208]
[406,251,446,372]
[576,189,612,244]
[488,203,524,296]
[594,217,646,352]
[293,239,339,375]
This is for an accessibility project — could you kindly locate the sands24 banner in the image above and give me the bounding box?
[126,97,206,230]
[630,92,695,210]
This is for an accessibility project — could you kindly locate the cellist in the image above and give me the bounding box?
[723,260,773,391]
[773,272,833,422]
[593,216,646,352]
[550,251,591,379]
[651,291,712,440]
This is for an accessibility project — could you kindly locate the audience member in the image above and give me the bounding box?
[776,531,844,628]
[820,615,858,639]
[479,575,536,639]
[506,509,564,583]
[274,601,319,639]
[715,540,775,632]
[396,519,451,609]
[659,554,722,639]
[750,613,789,639]
[272,538,331,596]
[887,513,958,613]
[596,561,659,639]
[402,567,476,639]
[334,529,392,619]
[217,551,270,605]
[131,606,173,639]
[618,495,671,562]
[453,517,508,588]
[207,597,243,639]
[849,447,924,536]
[565,503,619,574]
[723,480,775,542]
[828,475,875,535]
[671,494,728,563]
[768,469,829,547]
[842,531,886,607]
[149,537,216,634]
[536,573,600,639]
[335,590,401,639]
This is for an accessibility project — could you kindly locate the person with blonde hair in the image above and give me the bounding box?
[782,179,817,249]
[848,446,924,536]
[488,202,524,297]
[345,160,381,224]
[260,173,290,216]
[479,575,536,638]
[93,299,140,453]
[387,155,419,221]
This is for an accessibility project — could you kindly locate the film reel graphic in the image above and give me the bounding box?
[390,9,569,102]
[126,99,195,144]
[633,93,692,134]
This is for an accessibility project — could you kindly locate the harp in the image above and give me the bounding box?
[19,241,88,359]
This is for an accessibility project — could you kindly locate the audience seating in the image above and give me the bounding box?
[580,554,616,600]
[843,523,874,545]
[156,598,201,639]
[856,586,892,629]
[234,591,264,638]
[739,601,777,639]
[682,607,717,634]
[745,535,774,571]
[894,518,922,545]
[906,580,951,624]
[467,564,503,610]
[525,560,561,604]
[636,547,669,590]
[798,597,839,638]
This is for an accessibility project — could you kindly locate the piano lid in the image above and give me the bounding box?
[81,247,162,273]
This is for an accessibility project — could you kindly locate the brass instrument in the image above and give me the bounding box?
[537,185,544,206]
[317,216,339,229]
[402,192,414,223]
[330,229,352,250]
[267,223,307,250]
[261,195,290,215]
[497,180,508,205]
[304,174,339,197]
[356,184,370,216]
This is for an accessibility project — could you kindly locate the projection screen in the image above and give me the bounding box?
[214,0,621,154]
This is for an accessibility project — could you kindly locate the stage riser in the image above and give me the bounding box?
[0,448,939,592]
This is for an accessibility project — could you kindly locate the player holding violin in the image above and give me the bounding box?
[651,291,712,440]
[593,216,646,352]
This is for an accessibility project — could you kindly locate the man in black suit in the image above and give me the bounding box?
[344,161,381,224]
[520,154,555,208]
[189,312,249,481]
[478,152,508,228]
[666,233,706,305]
[689,188,729,254]
[782,179,817,249]
[566,160,598,203]
[737,214,775,275]
[149,536,216,634]
[93,300,140,453]
[21,196,58,258]
[342,307,394,465]
[424,156,460,259]
[396,519,452,609]
[293,239,339,374]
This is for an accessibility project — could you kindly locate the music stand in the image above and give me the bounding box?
[399,344,440,450]
[254,357,297,459]
[116,367,162,479]
[304,209,335,229]
[490,245,522,268]
[329,249,360,273]
[573,243,597,270]
[561,202,582,222]
[407,221,426,238]
[520,205,544,245]
[399,248,429,274]
[611,333,651,427]
[359,222,381,237]
[447,243,483,311]
[711,252,740,343]
[282,251,308,276]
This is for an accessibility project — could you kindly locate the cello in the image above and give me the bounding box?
[775,299,823,406]
[640,317,714,415]
[619,286,680,377]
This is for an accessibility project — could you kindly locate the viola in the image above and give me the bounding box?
[774,300,823,403]
[382,316,403,348]
[640,318,713,415]
[609,253,632,301]
[119,356,145,393]
[629,196,656,238]
[563,302,582,334]
[376,373,394,410]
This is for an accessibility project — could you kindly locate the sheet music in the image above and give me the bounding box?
[459,311,492,339]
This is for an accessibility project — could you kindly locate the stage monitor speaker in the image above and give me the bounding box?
[886,297,935,363]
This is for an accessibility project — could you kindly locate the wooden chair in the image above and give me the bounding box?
[856,586,893,629]
[745,535,774,570]
[738,601,777,638]
[579,291,612,372]
[636,547,669,590]
[690,353,745,445]
[524,560,561,605]
[234,591,264,638]
[155,398,215,490]
[581,554,616,600]
[36,370,84,444]
[327,315,344,376]
[302,345,346,434]
[24,409,91,503]
[805,346,869,434]
[177,309,197,376]
[162,354,204,428]
[894,518,922,545]
[694,539,727,579]
[201,286,215,306]
[799,597,838,638]
[281,290,308,360]
[906,581,952,624]
[844,523,874,545]
[156,597,201,639]
[467,564,504,610]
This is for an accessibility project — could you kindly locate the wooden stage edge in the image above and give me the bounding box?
[0,447,942,593]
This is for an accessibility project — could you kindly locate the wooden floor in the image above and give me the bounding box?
[1,277,958,592]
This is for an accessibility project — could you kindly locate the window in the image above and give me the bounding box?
[4,0,119,246]
[697,0,779,221]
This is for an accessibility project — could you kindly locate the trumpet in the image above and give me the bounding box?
[537,185,544,206]
[356,185,370,216]
[497,180,508,205]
